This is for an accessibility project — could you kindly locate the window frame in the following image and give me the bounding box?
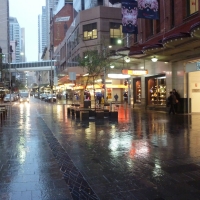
[186,0,199,16]
[83,23,97,41]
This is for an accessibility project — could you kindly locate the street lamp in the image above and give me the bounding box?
[50,45,53,103]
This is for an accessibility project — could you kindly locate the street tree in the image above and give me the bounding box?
[78,45,111,108]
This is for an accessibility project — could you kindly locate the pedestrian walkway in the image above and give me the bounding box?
[1,98,200,199]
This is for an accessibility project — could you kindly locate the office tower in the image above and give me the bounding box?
[9,17,21,63]
[0,0,9,62]
[21,28,26,62]
[38,6,47,61]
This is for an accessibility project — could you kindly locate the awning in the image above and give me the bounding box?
[109,0,121,4]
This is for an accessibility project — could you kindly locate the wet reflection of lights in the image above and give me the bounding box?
[109,135,132,157]
[18,144,27,164]
[19,102,31,131]
[129,141,150,159]
[152,159,162,177]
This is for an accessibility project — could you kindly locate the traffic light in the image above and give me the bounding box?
[0,47,2,54]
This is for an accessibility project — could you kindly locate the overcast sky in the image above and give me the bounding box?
[9,0,46,62]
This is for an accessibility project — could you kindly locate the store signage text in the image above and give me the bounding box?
[122,69,148,76]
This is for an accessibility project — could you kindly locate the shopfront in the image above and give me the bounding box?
[133,77,141,104]
[145,74,166,106]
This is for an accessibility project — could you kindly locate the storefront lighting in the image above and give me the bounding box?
[117,39,122,44]
[124,56,130,63]
[95,79,102,83]
[108,74,131,79]
[151,56,158,62]
[122,69,148,76]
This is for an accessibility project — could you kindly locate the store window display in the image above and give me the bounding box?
[147,76,166,106]
[133,78,142,104]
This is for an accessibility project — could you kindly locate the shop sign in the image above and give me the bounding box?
[196,62,200,70]
[122,69,148,75]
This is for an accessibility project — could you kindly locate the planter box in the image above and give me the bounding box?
[95,111,104,119]
[80,111,89,121]
[109,111,118,119]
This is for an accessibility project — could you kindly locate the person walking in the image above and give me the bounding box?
[168,91,176,115]
[114,93,118,102]
[173,89,180,113]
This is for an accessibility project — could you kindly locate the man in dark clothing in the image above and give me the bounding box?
[168,91,176,115]
[173,89,180,113]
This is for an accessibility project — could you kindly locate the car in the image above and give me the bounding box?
[19,92,29,103]
[45,94,56,102]
[4,94,14,103]
[40,93,48,100]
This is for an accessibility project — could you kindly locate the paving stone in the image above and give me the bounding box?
[1,99,200,199]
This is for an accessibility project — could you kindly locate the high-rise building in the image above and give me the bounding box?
[20,28,26,62]
[54,0,73,15]
[9,17,21,63]
[0,0,9,62]
[38,6,47,61]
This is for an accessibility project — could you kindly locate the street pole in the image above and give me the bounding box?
[50,45,53,103]
[9,52,11,104]
[104,67,106,102]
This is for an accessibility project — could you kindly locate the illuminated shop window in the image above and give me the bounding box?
[83,23,97,41]
[187,0,199,15]
[110,22,123,45]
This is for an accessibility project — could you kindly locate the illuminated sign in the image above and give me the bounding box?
[55,16,70,22]
[108,74,131,79]
[122,69,148,76]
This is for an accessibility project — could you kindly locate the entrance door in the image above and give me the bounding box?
[191,82,200,113]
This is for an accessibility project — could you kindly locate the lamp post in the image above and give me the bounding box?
[9,51,11,104]
[50,45,53,103]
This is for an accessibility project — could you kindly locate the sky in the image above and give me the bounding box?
[9,0,46,62]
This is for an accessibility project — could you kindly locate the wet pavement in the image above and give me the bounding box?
[1,98,200,200]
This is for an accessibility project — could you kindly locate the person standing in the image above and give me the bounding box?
[173,89,180,113]
[123,92,128,103]
[168,91,176,115]
[114,93,118,102]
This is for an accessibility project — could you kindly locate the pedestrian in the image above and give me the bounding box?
[123,92,128,103]
[168,91,176,115]
[114,93,118,102]
[172,89,180,113]
[101,96,104,108]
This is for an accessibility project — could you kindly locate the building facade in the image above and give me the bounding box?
[9,17,21,63]
[20,28,26,62]
[50,1,200,113]
[38,6,47,61]
[0,0,9,62]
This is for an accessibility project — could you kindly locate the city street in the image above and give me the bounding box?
[1,97,200,200]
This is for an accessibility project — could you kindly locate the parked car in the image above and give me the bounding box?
[4,94,14,103]
[40,93,48,100]
[45,94,56,102]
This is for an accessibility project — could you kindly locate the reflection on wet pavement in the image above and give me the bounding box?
[1,99,200,199]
